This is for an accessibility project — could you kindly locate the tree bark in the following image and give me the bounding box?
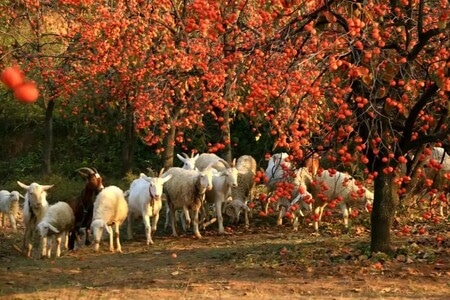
[121,103,136,175]
[222,109,232,163]
[163,121,177,170]
[42,99,54,175]
[370,171,399,254]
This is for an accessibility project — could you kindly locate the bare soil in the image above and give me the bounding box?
[1,216,449,300]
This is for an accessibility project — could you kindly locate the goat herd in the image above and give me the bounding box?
[1,148,449,259]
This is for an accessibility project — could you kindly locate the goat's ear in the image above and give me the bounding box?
[193,153,199,159]
[162,174,172,183]
[17,181,29,190]
[139,173,148,179]
[42,185,54,191]
[48,224,60,233]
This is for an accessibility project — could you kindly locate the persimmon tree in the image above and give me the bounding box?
[0,0,73,174]
[248,0,450,253]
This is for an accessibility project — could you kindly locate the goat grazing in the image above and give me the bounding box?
[91,185,128,253]
[264,153,315,227]
[0,190,23,232]
[17,181,54,257]
[311,169,373,232]
[163,166,214,239]
[226,155,257,227]
[67,167,104,250]
[36,201,75,258]
[127,169,172,245]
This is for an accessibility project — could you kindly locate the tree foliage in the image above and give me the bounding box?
[1,0,449,253]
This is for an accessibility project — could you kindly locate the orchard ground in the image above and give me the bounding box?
[1,212,449,299]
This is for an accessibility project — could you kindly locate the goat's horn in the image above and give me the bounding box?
[231,158,236,167]
[91,167,99,174]
[182,152,189,158]
[76,167,95,177]
[218,159,231,168]
[159,168,165,177]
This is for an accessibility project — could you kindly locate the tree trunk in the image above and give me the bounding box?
[162,121,177,170]
[370,171,399,254]
[222,109,232,163]
[121,104,136,175]
[42,99,54,175]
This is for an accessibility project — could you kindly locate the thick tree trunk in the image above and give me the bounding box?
[163,122,177,170]
[42,99,54,175]
[370,171,399,254]
[121,104,136,175]
[222,109,232,163]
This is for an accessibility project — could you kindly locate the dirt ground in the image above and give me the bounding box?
[1,215,450,300]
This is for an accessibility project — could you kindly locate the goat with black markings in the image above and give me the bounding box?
[67,167,104,250]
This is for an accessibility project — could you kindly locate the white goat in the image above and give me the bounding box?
[264,153,314,226]
[163,166,214,239]
[91,185,128,253]
[164,153,201,230]
[265,152,291,191]
[36,201,75,258]
[194,154,239,234]
[416,147,450,216]
[176,152,200,170]
[225,155,257,227]
[127,170,172,245]
[17,181,54,257]
[311,169,373,232]
[0,190,23,232]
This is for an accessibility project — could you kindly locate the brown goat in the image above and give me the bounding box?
[67,167,104,250]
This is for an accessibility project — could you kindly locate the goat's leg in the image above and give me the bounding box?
[68,229,76,250]
[152,211,159,233]
[164,205,170,229]
[313,205,323,233]
[114,224,122,253]
[84,227,92,246]
[127,214,133,240]
[216,200,225,234]
[46,237,53,258]
[244,206,250,227]
[341,203,349,229]
[192,208,202,239]
[107,226,114,252]
[169,203,178,237]
[24,227,33,257]
[9,214,17,232]
[183,206,191,229]
[143,214,153,245]
[41,236,48,259]
[55,235,62,257]
[1,213,5,227]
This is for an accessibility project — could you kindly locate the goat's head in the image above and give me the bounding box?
[90,219,108,252]
[36,221,59,237]
[265,152,291,182]
[140,168,173,200]
[218,159,239,188]
[76,167,104,194]
[197,165,215,193]
[177,152,199,170]
[17,181,53,209]
[9,191,23,202]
